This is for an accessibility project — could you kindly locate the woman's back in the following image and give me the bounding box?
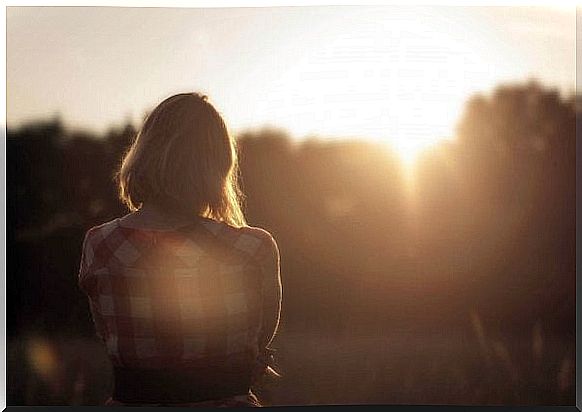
[78,209,280,404]
[78,92,281,406]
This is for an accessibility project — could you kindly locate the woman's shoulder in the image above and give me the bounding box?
[237,225,277,245]
[201,219,278,257]
[82,218,121,246]
[234,225,279,264]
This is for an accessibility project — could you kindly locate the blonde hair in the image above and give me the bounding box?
[117,92,246,227]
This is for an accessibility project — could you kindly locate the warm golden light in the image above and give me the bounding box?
[27,338,59,381]
[388,134,447,170]
[6,7,574,138]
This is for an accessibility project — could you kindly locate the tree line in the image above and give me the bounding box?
[7,80,576,341]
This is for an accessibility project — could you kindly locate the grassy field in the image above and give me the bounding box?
[7,320,575,406]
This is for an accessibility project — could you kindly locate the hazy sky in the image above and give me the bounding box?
[7,6,575,144]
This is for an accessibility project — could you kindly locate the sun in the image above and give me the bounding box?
[386,134,447,170]
[236,6,475,166]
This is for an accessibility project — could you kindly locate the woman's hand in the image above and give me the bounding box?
[251,347,281,387]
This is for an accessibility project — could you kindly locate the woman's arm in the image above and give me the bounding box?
[258,233,282,351]
[78,229,95,294]
[243,228,282,382]
[78,228,107,343]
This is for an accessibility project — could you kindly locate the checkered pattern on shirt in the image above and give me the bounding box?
[78,217,281,370]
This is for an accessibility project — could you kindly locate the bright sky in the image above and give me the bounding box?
[7,5,575,147]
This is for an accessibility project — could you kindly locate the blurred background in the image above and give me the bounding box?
[5,5,577,406]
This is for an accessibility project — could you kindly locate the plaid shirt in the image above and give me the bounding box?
[78,216,281,378]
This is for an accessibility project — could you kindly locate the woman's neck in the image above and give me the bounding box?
[138,202,170,218]
[120,202,201,229]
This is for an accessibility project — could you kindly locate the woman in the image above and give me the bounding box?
[78,93,282,407]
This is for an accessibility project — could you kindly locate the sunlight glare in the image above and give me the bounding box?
[245,7,475,171]
[388,133,445,170]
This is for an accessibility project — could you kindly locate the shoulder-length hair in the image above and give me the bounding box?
[117,92,246,227]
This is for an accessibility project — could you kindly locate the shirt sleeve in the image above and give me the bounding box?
[258,233,282,350]
[247,230,282,383]
[78,228,96,295]
[78,228,107,342]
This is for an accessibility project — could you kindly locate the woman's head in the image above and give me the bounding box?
[118,92,246,227]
